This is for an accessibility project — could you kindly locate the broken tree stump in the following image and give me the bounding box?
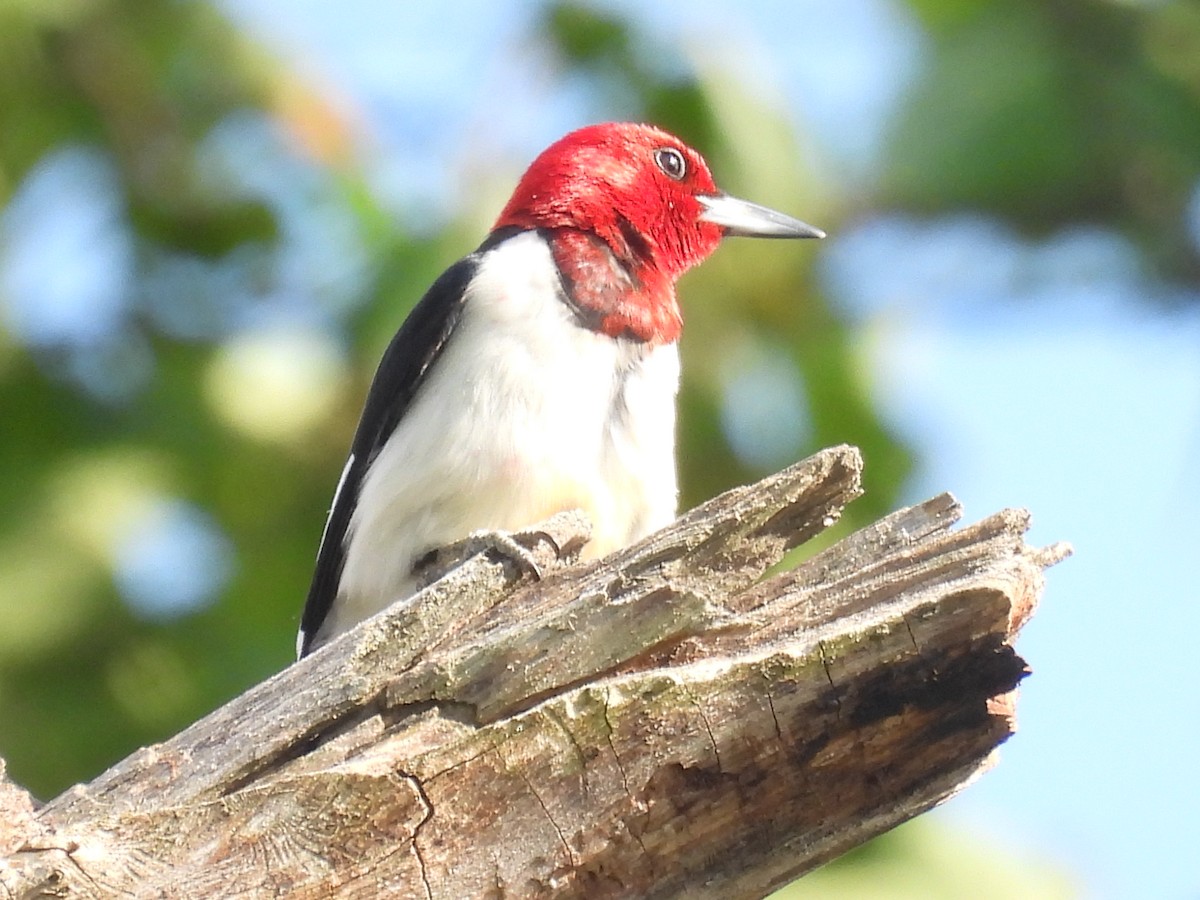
[0,445,1069,899]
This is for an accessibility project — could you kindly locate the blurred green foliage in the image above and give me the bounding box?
[892,0,1200,279]
[1,0,1197,894]
[777,818,1076,899]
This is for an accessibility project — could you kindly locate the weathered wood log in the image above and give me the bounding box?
[0,446,1069,899]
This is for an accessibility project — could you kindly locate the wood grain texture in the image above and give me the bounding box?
[0,446,1070,899]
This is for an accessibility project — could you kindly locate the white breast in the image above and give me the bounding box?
[325,231,680,639]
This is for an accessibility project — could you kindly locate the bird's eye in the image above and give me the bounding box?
[654,147,687,181]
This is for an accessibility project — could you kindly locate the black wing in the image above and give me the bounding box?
[297,251,486,657]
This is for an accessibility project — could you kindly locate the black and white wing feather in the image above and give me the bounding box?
[297,249,487,657]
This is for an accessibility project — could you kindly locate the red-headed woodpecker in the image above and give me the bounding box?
[298,122,823,657]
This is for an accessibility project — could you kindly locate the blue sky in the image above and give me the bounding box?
[213,2,1200,897]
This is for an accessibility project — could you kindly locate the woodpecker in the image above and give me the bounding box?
[297,122,823,658]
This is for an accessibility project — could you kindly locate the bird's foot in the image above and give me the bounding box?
[414,527,561,588]
[465,528,558,580]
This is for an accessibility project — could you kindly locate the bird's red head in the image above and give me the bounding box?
[496,123,724,281]
[494,123,822,344]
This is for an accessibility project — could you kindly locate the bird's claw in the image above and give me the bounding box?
[415,527,560,587]
[465,527,565,580]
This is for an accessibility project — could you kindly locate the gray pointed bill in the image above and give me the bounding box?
[698,193,825,240]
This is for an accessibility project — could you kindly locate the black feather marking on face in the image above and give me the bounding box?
[614,214,654,271]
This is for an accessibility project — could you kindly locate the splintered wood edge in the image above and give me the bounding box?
[380,496,1063,895]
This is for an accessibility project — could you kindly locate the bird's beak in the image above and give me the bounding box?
[698,193,825,239]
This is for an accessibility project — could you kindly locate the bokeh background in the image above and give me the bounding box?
[2,1,1197,897]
